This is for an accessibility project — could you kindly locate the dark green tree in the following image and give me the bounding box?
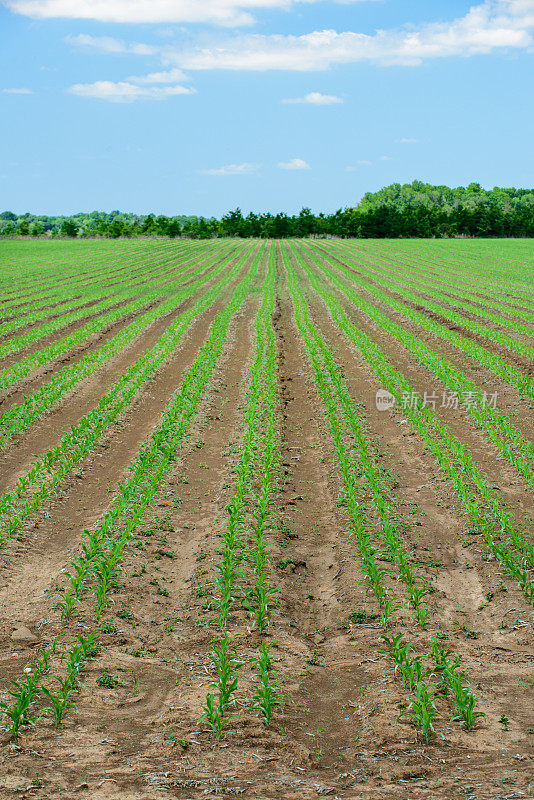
[59,219,78,237]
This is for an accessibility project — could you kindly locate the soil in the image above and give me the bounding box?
[0,241,532,800]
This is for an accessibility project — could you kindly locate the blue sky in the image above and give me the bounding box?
[1,0,533,216]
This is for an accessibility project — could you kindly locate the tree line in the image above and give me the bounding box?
[2,182,533,239]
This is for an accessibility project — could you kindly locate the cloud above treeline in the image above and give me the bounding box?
[61,1,534,81]
[200,162,261,176]
[278,158,310,170]
[68,80,196,102]
[1,87,33,94]
[170,1,534,70]
[282,91,343,104]
[7,1,533,102]
[4,0,376,27]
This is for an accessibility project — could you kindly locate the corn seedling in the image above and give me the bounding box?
[252,642,283,726]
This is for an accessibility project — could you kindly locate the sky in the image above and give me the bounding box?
[1,0,533,216]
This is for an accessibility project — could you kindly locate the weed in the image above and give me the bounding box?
[97,669,119,688]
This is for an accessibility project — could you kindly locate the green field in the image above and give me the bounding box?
[0,238,533,798]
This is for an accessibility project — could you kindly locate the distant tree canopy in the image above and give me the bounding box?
[2,182,534,239]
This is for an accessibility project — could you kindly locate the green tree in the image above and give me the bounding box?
[31,222,44,237]
[60,219,78,237]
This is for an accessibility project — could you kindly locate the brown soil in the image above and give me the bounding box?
[0,242,532,800]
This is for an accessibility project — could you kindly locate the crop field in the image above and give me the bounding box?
[0,237,533,799]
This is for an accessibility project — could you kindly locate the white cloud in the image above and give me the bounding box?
[200,162,261,175]
[278,157,310,170]
[398,137,419,143]
[5,0,325,27]
[1,87,33,94]
[155,27,179,38]
[282,91,343,104]
[380,154,393,160]
[68,80,195,102]
[168,0,534,70]
[66,34,156,55]
[126,68,190,84]
[67,37,191,87]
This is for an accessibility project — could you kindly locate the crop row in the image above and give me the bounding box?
[0,240,159,305]
[0,239,235,359]
[0,238,195,299]
[0,243,243,394]
[348,239,534,303]
[0,245,264,741]
[0,239,226,324]
[201,245,282,737]
[337,239,534,321]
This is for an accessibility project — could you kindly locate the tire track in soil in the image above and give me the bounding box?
[271,283,376,770]
[0,246,532,800]
[26,255,359,799]
[18,263,361,800]
[0,254,258,626]
[273,292,343,633]
[272,260,466,791]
